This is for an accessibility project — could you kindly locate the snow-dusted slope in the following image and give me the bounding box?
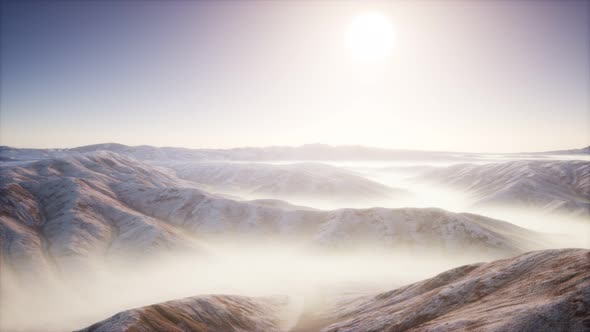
[321,249,590,332]
[1,152,543,280]
[76,295,290,332]
[114,180,541,255]
[117,181,542,254]
[168,161,405,204]
[0,152,202,277]
[417,160,590,215]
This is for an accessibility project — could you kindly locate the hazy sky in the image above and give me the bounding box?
[1,1,589,152]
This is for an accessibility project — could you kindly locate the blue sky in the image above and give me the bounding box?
[1,1,589,152]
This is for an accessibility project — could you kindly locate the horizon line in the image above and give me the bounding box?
[2,141,588,156]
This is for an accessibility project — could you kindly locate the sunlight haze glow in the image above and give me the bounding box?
[1,1,588,152]
[347,12,395,61]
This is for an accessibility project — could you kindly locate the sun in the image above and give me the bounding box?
[346,13,395,62]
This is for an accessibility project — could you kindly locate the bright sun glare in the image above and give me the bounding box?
[347,13,395,61]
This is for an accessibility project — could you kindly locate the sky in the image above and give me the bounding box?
[1,0,589,152]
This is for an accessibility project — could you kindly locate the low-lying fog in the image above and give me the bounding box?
[1,245,503,332]
[2,156,588,332]
[220,157,589,249]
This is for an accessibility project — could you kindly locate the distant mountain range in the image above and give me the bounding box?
[1,143,588,165]
[1,143,474,162]
[535,146,590,155]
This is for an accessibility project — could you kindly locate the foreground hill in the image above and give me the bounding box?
[77,249,590,332]
[1,152,542,279]
[322,249,590,332]
[417,160,590,215]
[77,295,290,332]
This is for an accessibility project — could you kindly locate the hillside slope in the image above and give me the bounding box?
[169,161,405,204]
[418,160,590,215]
[76,249,590,332]
[321,249,590,331]
[77,295,290,332]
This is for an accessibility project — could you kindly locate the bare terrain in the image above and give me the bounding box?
[75,249,590,332]
[0,144,588,331]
